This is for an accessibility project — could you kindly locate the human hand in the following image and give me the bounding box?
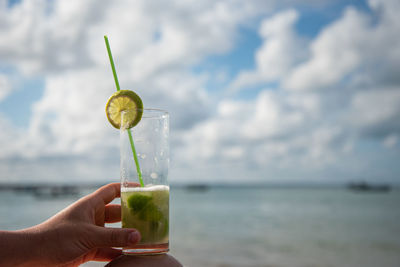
[16,183,141,266]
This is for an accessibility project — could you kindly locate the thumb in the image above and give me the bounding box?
[90,227,141,248]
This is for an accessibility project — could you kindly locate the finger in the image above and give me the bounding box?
[105,204,121,223]
[90,227,141,248]
[93,183,121,205]
[93,248,122,261]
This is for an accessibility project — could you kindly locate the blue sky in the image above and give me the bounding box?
[0,0,399,184]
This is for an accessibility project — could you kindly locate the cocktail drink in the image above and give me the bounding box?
[120,109,169,255]
[121,185,169,251]
[103,36,170,255]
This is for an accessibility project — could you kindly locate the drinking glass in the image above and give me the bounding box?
[120,109,169,255]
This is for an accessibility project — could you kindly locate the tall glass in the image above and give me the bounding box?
[120,109,169,255]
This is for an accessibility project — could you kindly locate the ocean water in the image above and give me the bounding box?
[0,187,399,267]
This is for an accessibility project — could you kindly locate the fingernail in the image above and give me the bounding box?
[129,230,141,243]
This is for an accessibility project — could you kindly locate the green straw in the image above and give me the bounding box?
[104,35,144,187]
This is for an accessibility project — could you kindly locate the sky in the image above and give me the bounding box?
[0,0,399,185]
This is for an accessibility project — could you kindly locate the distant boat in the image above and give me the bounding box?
[347,182,391,193]
[185,184,210,192]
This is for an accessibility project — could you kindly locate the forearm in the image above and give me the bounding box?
[0,228,42,267]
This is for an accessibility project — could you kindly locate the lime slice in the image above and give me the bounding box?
[105,90,143,129]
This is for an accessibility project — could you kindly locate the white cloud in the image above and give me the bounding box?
[176,89,335,173]
[284,0,400,91]
[241,90,303,140]
[383,134,398,148]
[0,74,12,101]
[0,114,23,158]
[348,88,400,137]
[0,0,273,76]
[230,9,308,92]
[283,7,367,90]
[26,68,116,156]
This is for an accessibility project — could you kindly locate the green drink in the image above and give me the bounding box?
[120,109,170,255]
[121,185,169,252]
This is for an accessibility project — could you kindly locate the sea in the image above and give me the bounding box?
[1,186,399,267]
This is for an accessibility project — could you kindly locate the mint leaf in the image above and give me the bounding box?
[127,194,152,213]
